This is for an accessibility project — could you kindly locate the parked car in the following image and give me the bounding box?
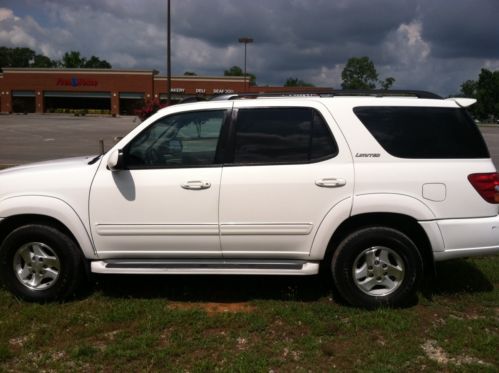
[0,91,497,308]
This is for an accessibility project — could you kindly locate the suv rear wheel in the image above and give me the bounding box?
[0,224,84,302]
[332,226,423,308]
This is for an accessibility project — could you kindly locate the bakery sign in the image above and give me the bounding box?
[57,76,98,87]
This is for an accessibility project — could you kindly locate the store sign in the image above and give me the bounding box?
[170,88,185,93]
[56,76,98,87]
[213,89,235,94]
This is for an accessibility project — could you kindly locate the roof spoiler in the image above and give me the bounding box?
[446,97,477,108]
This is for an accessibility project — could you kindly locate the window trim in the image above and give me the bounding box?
[224,106,339,167]
[122,108,232,170]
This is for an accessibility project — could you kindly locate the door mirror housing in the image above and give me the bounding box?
[107,149,124,171]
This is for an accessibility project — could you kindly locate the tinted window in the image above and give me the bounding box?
[354,106,489,159]
[125,110,225,168]
[233,108,337,164]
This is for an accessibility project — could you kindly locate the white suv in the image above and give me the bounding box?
[0,91,497,308]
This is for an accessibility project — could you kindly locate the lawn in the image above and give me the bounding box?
[0,257,497,372]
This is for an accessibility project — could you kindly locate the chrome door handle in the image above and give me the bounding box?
[315,178,346,188]
[181,180,211,190]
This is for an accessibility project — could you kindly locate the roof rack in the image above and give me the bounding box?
[211,90,442,100]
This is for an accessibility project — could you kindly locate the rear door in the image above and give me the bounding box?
[219,100,354,257]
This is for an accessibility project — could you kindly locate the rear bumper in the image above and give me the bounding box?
[421,215,499,261]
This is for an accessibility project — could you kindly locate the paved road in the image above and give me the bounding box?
[0,114,498,167]
[480,126,499,168]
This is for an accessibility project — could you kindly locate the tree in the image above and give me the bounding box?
[32,54,56,68]
[10,47,36,67]
[380,77,395,90]
[61,51,85,68]
[59,51,111,68]
[84,55,111,68]
[0,46,110,70]
[224,65,256,85]
[460,79,478,97]
[284,77,315,87]
[0,47,56,69]
[183,71,197,76]
[341,56,395,90]
[459,69,499,120]
[0,47,36,69]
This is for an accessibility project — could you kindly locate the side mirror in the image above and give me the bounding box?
[107,149,124,171]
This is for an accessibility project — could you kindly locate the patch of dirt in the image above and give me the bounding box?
[8,335,31,348]
[421,339,493,367]
[167,302,256,315]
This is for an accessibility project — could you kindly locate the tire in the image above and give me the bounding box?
[331,226,423,309]
[0,224,84,302]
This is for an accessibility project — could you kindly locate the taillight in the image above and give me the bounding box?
[468,173,499,203]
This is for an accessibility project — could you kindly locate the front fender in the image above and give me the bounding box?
[0,195,96,258]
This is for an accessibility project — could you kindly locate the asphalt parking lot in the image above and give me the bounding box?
[0,114,138,165]
[0,114,498,167]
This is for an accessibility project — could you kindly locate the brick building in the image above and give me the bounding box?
[0,68,331,115]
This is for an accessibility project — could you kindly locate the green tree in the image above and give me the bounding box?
[224,65,256,85]
[61,51,86,68]
[284,77,315,87]
[380,77,395,90]
[32,54,56,68]
[60,51,111,68]
[83,55,111,68]
[460,79,478,97]
[341,56,395,90]
[460,69,499,120]
[0,46,110,70]
[183,71,197,76]
[0,47,11,69]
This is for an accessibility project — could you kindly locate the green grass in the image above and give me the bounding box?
[0,257,497,372]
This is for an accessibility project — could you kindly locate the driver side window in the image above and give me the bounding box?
[124,110,226,169]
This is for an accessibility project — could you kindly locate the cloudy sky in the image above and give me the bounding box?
[1,0,498,95]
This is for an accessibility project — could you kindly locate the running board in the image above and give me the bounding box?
[91,259,319,275]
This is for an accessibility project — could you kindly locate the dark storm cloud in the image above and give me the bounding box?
[174,0,416,50]
[419,0,499,59]
[2,0,499,95]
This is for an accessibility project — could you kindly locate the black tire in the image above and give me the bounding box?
[0,224,84,302]
[331,226,423,309]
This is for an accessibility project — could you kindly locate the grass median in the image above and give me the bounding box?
[0,256,497,371]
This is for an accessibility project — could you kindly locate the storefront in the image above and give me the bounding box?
[0,68,331,115]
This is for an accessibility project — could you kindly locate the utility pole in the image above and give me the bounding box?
[167,0,172,105]
[238,37,253,92]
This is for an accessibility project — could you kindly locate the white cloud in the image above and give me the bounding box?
[0,7,17,22]
[0,7,71,58]
[383,21,431,65]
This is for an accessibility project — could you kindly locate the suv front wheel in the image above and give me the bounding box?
[0,224,84,302]
[332,226,423,308]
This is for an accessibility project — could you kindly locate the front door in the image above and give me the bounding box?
[89,106,231,258]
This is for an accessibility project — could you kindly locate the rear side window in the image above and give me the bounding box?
[354,106,489,159]
[233,107,337,164]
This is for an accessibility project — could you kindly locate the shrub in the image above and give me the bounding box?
[134,98,167,121]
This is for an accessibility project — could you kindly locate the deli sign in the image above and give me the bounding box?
[57,76,98,87]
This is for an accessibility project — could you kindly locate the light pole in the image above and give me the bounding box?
[238,37,253,92]
[167,0,172,105]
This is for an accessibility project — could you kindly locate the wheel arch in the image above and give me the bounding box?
[318,212,435,276]
[0,196,95,259]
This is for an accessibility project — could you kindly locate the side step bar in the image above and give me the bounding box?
[91,259,320,275]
